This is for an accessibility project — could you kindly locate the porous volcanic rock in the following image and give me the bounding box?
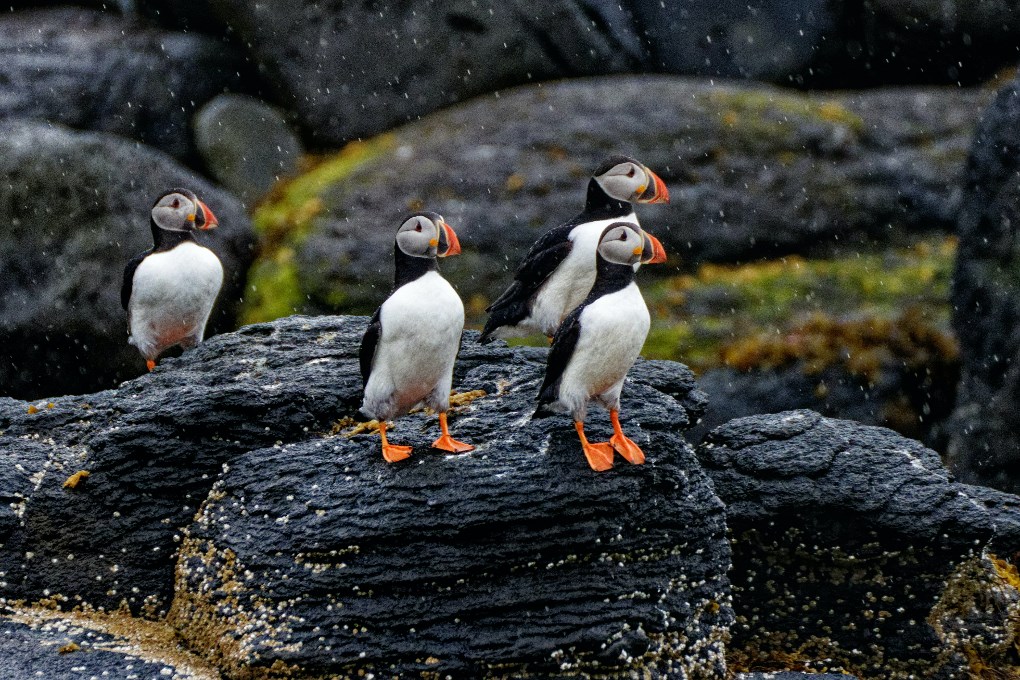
[947,74,1020,494]
[245,76,990,323]
[0,119,256,400]
[698,410,1017,678]
[0,8,250,163]
[0,315,730,678]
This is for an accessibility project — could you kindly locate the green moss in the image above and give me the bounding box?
[642,237,957,371]
[705,90,864,149]
[239,135,397,324]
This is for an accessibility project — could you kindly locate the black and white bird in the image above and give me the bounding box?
[533,223,664,471]
[121,188,223,371]
[480,156,668,343]
[359,212,474,463]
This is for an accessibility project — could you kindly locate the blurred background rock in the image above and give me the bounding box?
[1,0,1019,489]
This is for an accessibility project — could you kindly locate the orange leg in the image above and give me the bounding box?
[609,410,645,465]
[146,359,157,372]
[431,412,475,453]
[379,421,412,463]
[576,421,615,471]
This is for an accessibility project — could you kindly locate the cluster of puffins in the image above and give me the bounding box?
[121,156,669,472]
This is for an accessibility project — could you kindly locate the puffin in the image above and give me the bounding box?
[121,188,222,371]
[480,155,668,343]
[533,222,664,471]
[358,211,475,463]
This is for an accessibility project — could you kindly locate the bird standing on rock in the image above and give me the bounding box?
[121,188,223,371]
[480,155,668,342]
[534,223,663,471]
[359,212,474,463]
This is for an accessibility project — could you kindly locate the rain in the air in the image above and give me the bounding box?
[2,1,1020,678]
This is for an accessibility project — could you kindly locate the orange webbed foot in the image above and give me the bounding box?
[382,443,413,463]
[610,433,646,465]
[432,435,475,453]
[146,359,156,372]
[582,441,616,471]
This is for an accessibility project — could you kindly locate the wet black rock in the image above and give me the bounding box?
[946,74,1020,494]
[250,76,989,321]
[194,94,304,206]
[0,605,215,679]
[0,119,256,400]
[0,8,250,163]
[0,315,730,678]
[698,410,1015,677]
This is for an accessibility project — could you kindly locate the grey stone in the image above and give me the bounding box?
[0,119,256,400]
[193,94,303,206]
[0,8,251,163]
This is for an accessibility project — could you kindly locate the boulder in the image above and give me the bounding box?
[945,74,1020,493]
[241,76,990,324]
[0,605,218,679]
[698,410,1020,678]
[193,94,303,206]
[0,119,256,400]
[0,8,251,163]
[0,315,731,677]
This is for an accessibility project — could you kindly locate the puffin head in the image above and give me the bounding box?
[396,211,461,258]
[151,188,219,232]
[598,223,651,267]
[592,156,670,205]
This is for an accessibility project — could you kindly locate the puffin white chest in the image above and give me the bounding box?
[129,241,224,355]
[369,271,465,413]
[530,213,639,335]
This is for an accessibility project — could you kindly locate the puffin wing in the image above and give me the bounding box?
[359,306,383,388]
[120,251,148,310]
[536,305,583,407]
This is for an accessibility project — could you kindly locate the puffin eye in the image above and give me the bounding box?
[171,198,180,209]
[619,233,627,241]
[415,221,423,232]
[626,167,636,178]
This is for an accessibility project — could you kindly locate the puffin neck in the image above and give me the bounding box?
[584,180,633,220]
[150,219,197,252]
[585,256,636,302]
[393,243,439,289]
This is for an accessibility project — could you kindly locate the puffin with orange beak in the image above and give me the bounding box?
[358,211,474,463]
[121,188,223,371]
[534,223,664,471]
[480,155,668,343]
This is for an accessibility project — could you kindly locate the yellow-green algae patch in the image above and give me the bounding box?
[240,135,397,325]
[641,236,957,371]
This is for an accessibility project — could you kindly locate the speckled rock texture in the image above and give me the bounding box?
[947,73,1020,495]
[0,8,250,163]
[698,410,1018,678]
[260,76,989,316]
[0,119,256,400]
[736,674,859,680]
[0,605,218,679]
[0,314,731,678]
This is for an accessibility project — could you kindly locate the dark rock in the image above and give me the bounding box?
[946,75,1020,494]
[737,674,859,680]
[0,119,256,400]
[0,8,251,163]
[0,605,216,679]
[243,76,990,323]
[193,94,303,206]
[0,315,728,678]
[208,0,645,146]
[698,410,1013,678]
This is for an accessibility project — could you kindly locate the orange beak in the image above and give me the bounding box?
[197,200,219,230]
[439,220,461,257]
[639,168,670,204]
[642,232,667,264]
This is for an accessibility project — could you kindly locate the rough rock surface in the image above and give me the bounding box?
[0,314,731,677]
[0,8,250,163]
[698,410,1017,678]
[194,94,303,206]
[736,674,859,680]
[0,119,256,400]
[0,606,217,679]
[247,76,990,321]
[947,74,1020,494]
